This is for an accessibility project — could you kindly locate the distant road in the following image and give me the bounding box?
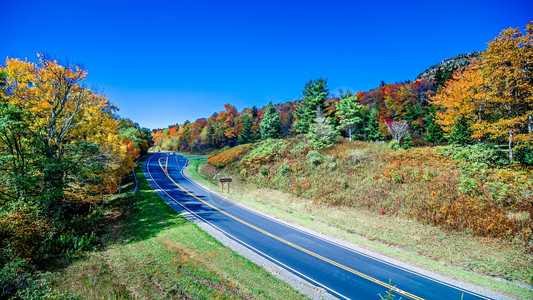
[144,152,501,300]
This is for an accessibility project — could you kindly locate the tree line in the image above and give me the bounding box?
[154,22,532,164]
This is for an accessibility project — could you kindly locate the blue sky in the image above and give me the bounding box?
[2,0,532,129]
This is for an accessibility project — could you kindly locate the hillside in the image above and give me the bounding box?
[416,52,481,86]
[188,138,533,298]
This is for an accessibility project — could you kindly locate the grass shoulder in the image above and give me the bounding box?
[49,157,305,299]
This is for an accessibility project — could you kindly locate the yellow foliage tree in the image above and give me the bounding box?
[477,21,533,160]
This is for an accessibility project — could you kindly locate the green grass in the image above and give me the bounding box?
[186,157,533,300]
[49,158,305,299]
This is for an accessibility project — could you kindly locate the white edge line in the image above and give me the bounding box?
[177,154,501,300]
[145,153,350,300]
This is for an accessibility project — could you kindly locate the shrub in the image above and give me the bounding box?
[240,139,288,171]
[259,165,270,176]
[515,145,533,165]
[388,140,400,150]
[437,143,507,167]
[278,162,291,176]
[307,150,324,166]
[207,144,253,167]
[0,204,52,263]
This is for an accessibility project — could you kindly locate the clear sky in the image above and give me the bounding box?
[2,0,532,129]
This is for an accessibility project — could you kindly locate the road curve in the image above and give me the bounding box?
[143,152,500,300]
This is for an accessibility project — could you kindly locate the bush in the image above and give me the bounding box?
[388,140,400,150]
[277,162,291,176]
[437,143,507,167]
[515,145,533,165]
[259,165,270,176]
[240,139,288,171]
[207,144,253,167]
[0,259,78,299]
[307,150,324,166]
[0,204,52,263]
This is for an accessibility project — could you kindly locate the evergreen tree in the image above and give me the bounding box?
[293,78,329,134]
[448,118,474,146]
[364,108,384,141]
[336,93,363,141]
[404,103,422,135]
[260,102,282,140]
[423,106,444,145]
[237,114,253,144]
[308,108,337,148]
[401,132,414,149]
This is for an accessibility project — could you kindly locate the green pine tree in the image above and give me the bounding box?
[260,102,282,140]
[237,114,253,144]
[336,92,363,141]
[308,108,338,149]
[423,106,444,146]
[448,118,474,146]
[364,108,384,141]
[401,132,414,149]
[293,78,329,134]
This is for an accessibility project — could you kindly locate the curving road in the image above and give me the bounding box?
[143,152,501,300]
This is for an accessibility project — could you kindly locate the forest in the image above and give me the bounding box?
[0,55,152,297]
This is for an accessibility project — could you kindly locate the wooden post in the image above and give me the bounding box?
[219,178,232,193]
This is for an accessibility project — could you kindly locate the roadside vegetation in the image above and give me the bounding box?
[188,138,532,299]
[0,55,152,298]
[48,159,304,299]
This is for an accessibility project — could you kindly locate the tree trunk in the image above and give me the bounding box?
[349,128,352,141]
[509,130,514,162]
[527,114,533,134]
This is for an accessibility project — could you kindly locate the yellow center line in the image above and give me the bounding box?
[158,158,423,300]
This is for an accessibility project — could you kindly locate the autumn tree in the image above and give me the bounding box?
[430,64,485,139]
[1,55,132,218]
[475,21,533,161]
[293,78,329,134]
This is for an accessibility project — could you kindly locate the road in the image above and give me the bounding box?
[143,152,497,300]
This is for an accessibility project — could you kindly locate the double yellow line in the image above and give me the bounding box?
[158,156,423,300]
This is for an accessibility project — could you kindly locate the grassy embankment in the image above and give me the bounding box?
[186,139,533,300]
[49,157,305,299]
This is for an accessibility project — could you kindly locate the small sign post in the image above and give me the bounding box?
[219,178,232,193]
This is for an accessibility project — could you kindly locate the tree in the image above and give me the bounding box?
[448,118,474,146]
[401,132,414,149]
[260,102,282,139]
[293,78,329,134]
[386,120,409,143]
[364,108,384,141]
[430,64,485,140]
[308,108,337,148]
[476,21,533,161]
[1,55,133,218]
[336,93,363,141]
[237,114,253,144]
[423,106,444,145]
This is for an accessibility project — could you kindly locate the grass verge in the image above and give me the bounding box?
[186,157,533,300]
[49,157,305,299]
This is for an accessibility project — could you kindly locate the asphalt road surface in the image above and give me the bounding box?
[143,152,498,300]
